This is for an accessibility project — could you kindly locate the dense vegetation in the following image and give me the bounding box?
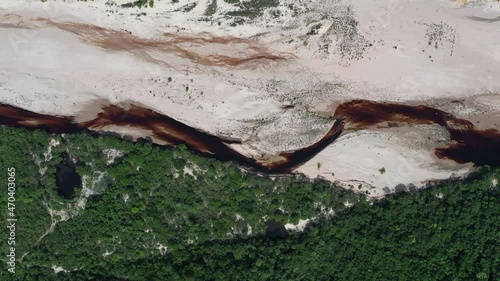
[19,167,500,281]
[0,126,360,279]
[1,127,498,280]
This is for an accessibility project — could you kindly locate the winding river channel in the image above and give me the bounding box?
[1,100,499,174]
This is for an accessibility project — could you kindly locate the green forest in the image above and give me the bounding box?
[0,126,499,280]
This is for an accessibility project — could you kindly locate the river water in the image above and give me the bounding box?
[1,100,499,174]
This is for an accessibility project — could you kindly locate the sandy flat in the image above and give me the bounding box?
[1,0,499,196]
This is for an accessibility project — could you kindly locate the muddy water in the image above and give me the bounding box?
[81,103,255,166]
[0,14,292,68]
[1,100,499,174]
[0,103,342,173]
[0,104,80,133]
[333,100,500,166]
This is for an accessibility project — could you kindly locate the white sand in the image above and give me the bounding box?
[296,128,473,197]
[1,0,498,196]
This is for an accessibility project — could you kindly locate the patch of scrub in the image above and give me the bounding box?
[424,22,458,56]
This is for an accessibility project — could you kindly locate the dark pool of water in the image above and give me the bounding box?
[266,220,288,239]
[55,161,81,199]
